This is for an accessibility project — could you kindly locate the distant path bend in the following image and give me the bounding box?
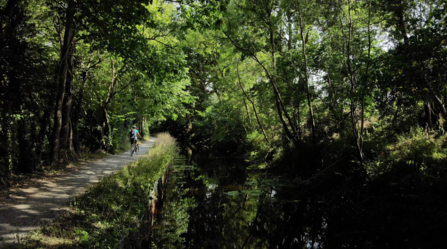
[0,137,157,246]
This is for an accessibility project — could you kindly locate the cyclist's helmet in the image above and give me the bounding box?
[132,125,136,128]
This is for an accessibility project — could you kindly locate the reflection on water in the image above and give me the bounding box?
[150,157,324,249]
[149,156,446,249]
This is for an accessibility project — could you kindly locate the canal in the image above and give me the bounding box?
[147,155,446,249]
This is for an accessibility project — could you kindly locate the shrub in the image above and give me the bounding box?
[366,127,447,179]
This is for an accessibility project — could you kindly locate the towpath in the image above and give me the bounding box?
[0,138,156,246]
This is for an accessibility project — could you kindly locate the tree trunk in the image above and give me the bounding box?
[72,115,81,157]
[0,113,10,178]
[346,0,364,163]
[70,119,74,151]
[72,94,83,157]
[30,116,39,162]
[72,60,94,157]
[237,61,269,143]
[50,0,76,168]
[432,93,447,129]
[269,23,299,147]
[60,40,75,153]
[0,0,22,179]
[243,98,252,125]
[102,106,112,150]
[17,118,32,173]
[396,0,408,46]
[223,11,299,148]
[35,109,50,163]
[297,6,316,145]
[0,0,20,33]
[140,118,145,138]
[287,12,301,139]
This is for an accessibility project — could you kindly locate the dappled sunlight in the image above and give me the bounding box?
[0,139,156,245]
[2,135,176,248]
[18,209,40,215]
[11,204,31,210]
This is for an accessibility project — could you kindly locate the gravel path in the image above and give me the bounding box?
[0,138,156,246]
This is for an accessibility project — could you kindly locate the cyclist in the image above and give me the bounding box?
[130,125,142,155]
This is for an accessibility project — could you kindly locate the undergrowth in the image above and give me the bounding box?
[365,127,447,179]
[7,133,178,249]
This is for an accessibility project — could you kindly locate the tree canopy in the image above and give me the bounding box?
[1,0,447,190]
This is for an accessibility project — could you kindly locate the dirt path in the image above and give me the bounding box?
[0,138,156,246]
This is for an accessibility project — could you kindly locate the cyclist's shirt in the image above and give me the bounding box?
[130,129,139,143]
[134,130,139,141]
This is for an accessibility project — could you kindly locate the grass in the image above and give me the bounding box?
[6,133,178,249]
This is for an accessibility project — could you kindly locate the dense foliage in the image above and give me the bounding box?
[1,0,447,208]
[2,0,447,248]
[158,0,447,181]
[0,0,193,181]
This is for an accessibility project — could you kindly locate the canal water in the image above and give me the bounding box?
[148,156,446,249]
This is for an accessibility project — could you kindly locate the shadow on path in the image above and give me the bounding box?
[0,138,156,246]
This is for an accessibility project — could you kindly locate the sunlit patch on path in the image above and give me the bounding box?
[0,138,156,246]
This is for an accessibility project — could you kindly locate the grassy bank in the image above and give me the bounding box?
[9,133,178,249]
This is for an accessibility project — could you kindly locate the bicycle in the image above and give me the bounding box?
[131,141,139,156]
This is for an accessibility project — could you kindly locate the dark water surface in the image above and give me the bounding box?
[149,156,446,249]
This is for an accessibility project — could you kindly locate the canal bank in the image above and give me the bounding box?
[3,134,176,249]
